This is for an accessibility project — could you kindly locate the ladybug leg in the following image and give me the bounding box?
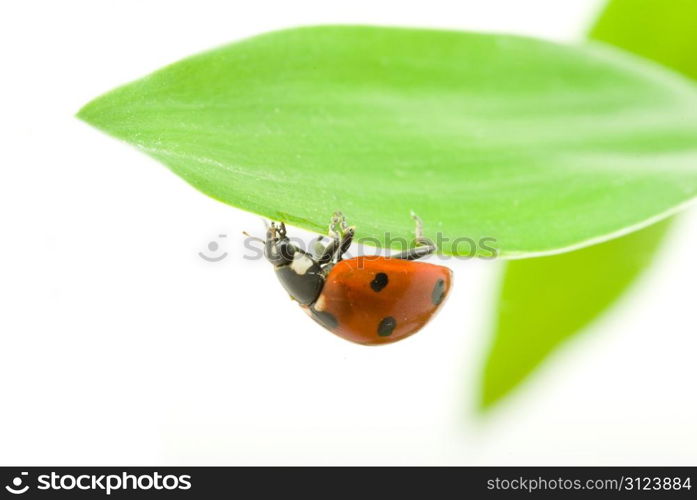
[318,211,355,264]
[332,212,355,263]
[391,212,436,261]
[334,228,355,262]
[318,227,354,264]
[328,211,351,238]
[392,243,434,260]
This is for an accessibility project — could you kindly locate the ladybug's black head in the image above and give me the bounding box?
[263,221,325,305]
[264,221,296,266]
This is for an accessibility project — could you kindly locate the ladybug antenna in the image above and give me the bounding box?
[242,231,264,243]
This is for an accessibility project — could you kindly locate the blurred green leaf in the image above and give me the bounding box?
[590,0,697,80]
[481,0,697,408]
[79,26,697,257]
[482,220,672,407]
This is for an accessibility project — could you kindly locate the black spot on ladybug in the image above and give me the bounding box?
[310,307,338,330]
[432,279,446,305]
[370,272,389,292]
[377,316,397,337]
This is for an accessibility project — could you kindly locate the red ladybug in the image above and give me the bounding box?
[262,212,452,345]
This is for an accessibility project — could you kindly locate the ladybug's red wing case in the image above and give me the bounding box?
[303,256,452,345]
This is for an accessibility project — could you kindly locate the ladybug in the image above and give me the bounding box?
[261,212,452,345]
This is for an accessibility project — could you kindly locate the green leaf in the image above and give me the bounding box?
[78,26,697,257]
[590,0,697,80]
[480,0,697,408]
[481,219,672,407]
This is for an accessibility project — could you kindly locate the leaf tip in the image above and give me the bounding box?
[478,377,508,412]
[75,97,100,125]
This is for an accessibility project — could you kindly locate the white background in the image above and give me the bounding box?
[1,0,696,465]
